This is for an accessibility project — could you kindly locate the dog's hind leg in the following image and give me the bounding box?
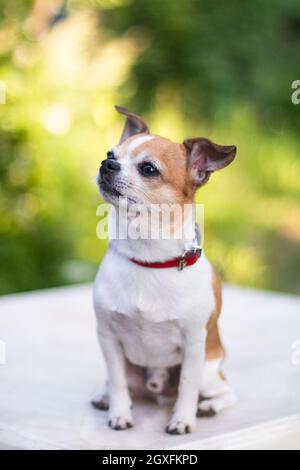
[91,360,151,411]
[197,359,237,417]
[197,268,237,418]
[91,381,110,411]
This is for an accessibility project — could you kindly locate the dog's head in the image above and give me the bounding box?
[97,106,236,206]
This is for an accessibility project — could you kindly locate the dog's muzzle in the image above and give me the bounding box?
[98,158,122,196]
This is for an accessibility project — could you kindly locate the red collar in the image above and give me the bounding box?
[130,249,202,271]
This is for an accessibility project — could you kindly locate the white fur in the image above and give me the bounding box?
[94,129,236,433]
[124,134,154,153]
[94,244,214,326]
[198,359,237,415]
[93,204,218,433]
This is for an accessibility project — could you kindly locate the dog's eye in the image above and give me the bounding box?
[139,162,159,177]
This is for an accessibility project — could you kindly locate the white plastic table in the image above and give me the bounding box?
[0,284,299,450]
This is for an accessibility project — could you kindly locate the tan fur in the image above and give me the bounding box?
[95,109,237,431]
[205,268,225,362]
[119,134,193,205]
[119,133,228,370]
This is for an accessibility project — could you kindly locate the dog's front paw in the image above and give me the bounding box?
[165,416,195,435]
[108,414,133,431]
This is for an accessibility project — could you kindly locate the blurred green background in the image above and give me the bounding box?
[0,0,300,295]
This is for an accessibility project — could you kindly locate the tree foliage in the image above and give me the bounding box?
[0,0,300,294]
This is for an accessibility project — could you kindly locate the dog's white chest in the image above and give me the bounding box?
[94,248,215,369]
[111,312,183,368]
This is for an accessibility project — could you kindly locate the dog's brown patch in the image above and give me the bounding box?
[114,107,236,208]
[205,268,225,362]
[119,134,193,205]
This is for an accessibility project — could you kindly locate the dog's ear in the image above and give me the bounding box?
[183,137,236,188]
[115,105,149,144]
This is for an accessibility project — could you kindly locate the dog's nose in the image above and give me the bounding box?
[101,158,120,173]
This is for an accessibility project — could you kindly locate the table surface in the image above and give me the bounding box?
[0,284,299,450]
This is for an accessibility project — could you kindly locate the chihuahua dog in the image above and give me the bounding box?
[93,106,237,434]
